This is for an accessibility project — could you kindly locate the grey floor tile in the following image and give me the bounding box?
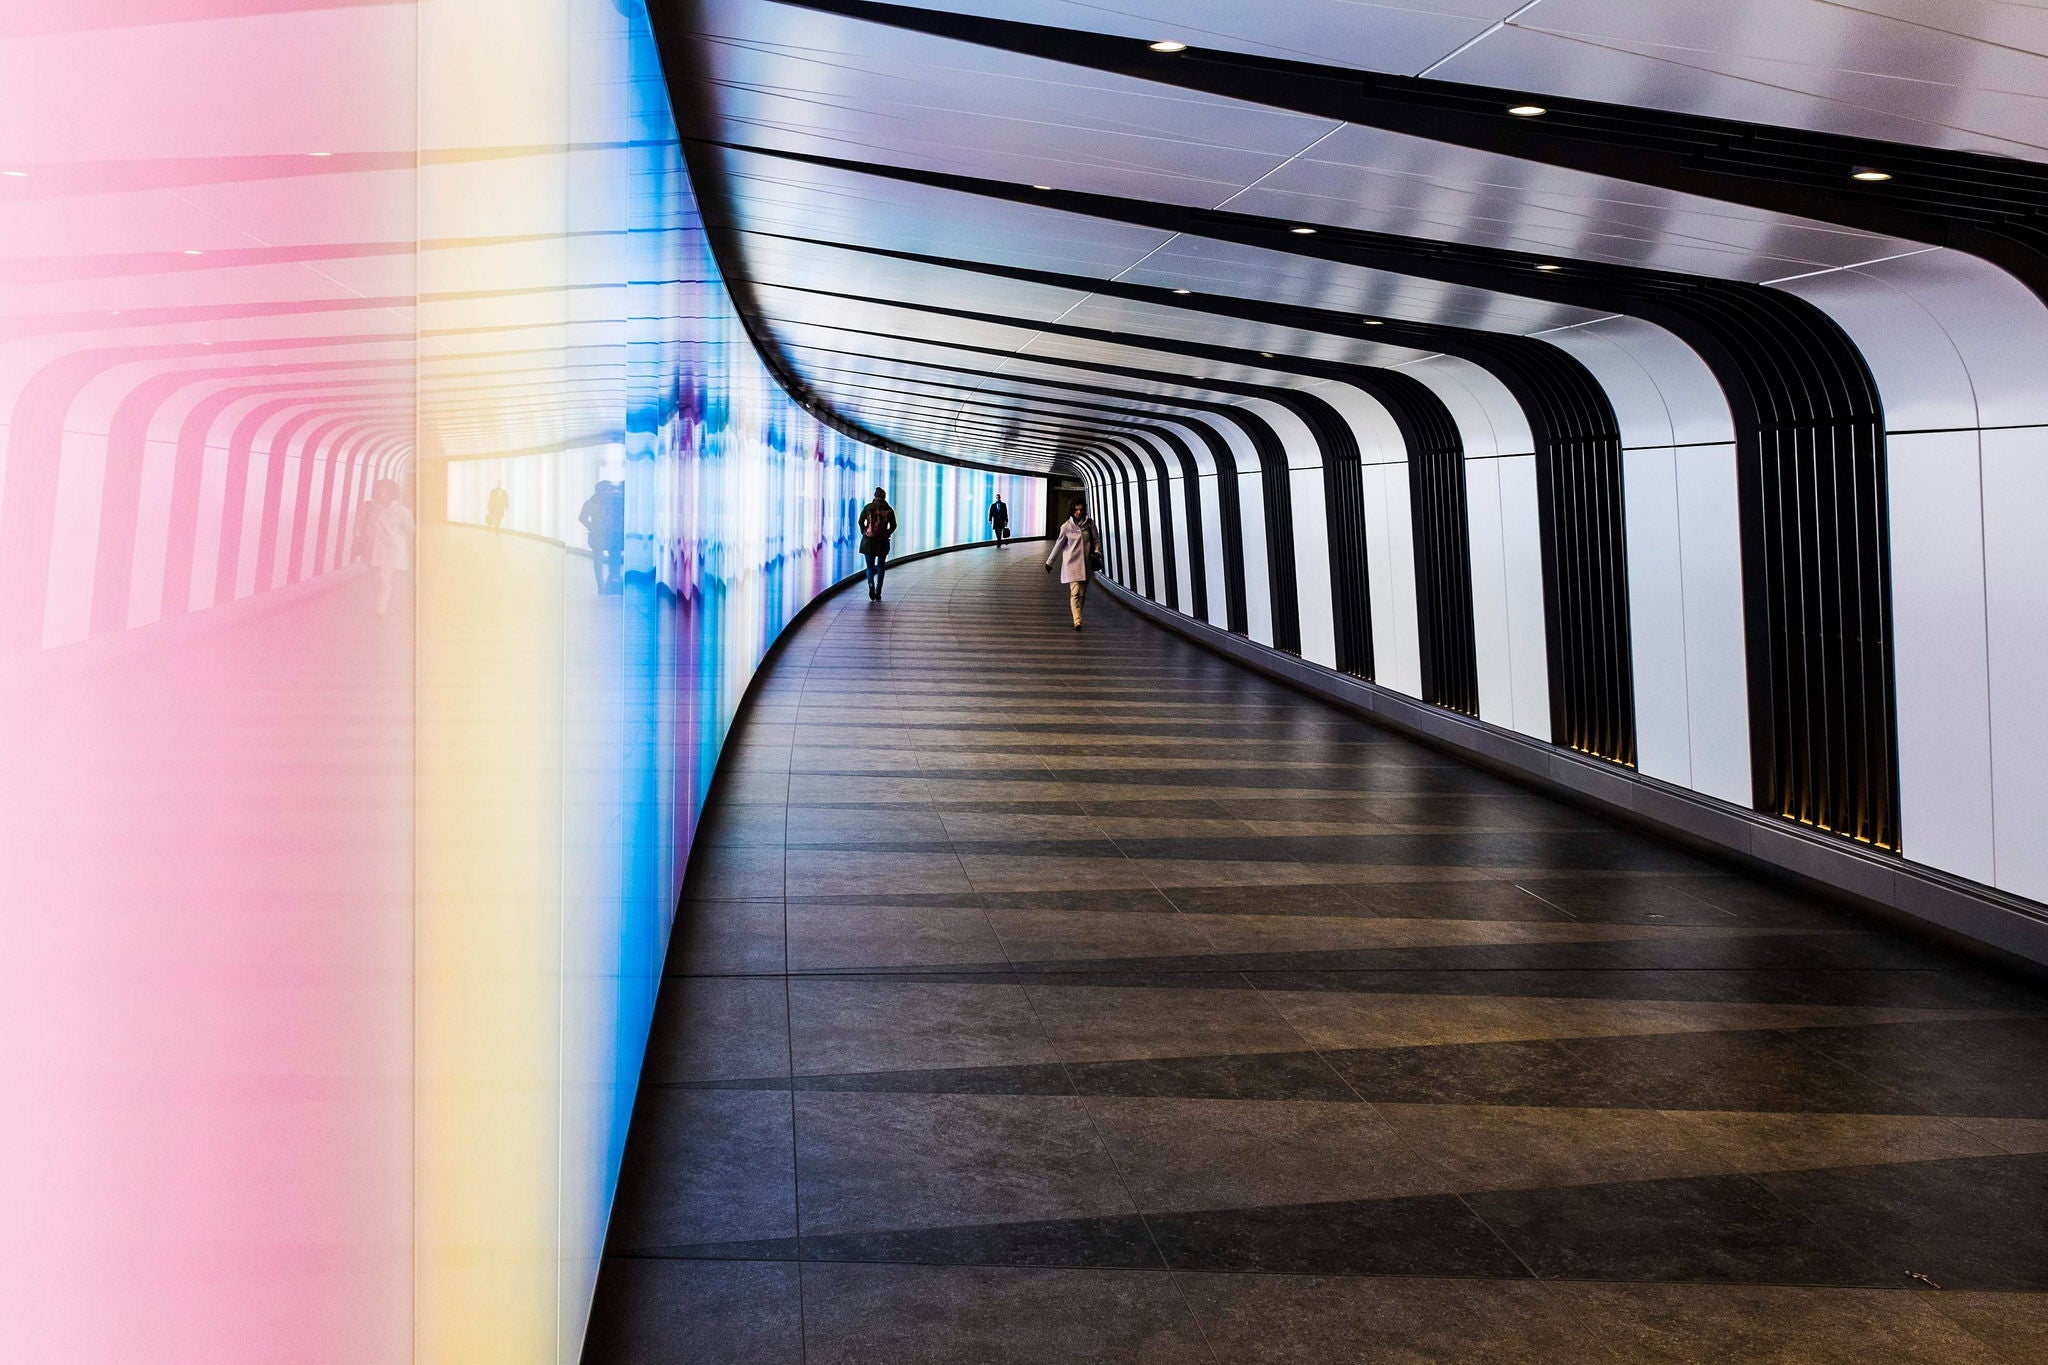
[788,978,1055,1075]
[800,1263,1210,1364]
[794,1091,1136,1237]
[582,1259,802,1364]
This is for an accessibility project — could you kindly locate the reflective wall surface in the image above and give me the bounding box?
[0,3,1040,1361]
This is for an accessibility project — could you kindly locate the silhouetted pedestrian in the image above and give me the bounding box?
[351,495,378,563]
[365,478,414,618]
[988,493,1010,545]
[486,483,509,531]
[580,479,625,594]
[859,487,896,600]
[1045,498,1100,629]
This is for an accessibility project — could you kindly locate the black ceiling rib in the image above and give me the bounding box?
[714,78,1908,779]
[796,361,1179,442]
[714,65,1904,781]
[805,359,1188,604]
[806,381,1117,447]
[762,285,1310,640]
[762,254,1634,684]
[1110,436,1160,600]
[763,0,2048,307]
[766,308,1489,641]
[790,340,1221,619]
[743,231,1623,475]
[785,311,1446,649]
[646,0,1043,475]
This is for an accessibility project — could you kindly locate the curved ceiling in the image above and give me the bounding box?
[646,0,2048,475]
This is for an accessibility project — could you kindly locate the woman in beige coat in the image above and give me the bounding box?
[1044,499,1100,629]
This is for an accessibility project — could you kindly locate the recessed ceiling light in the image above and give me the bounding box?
[1148,39,1188,52]
[1171,287,1191,295]
[183,249,204,256]
[1030,184,1052,190]
[1260,352,1274,357]
[1362,318,1384,325]
[1851,167,1892,181]
[1535,263,1563,271]
[2,169,27,178]
[1290,226,1317,235]
[1507,104,1546,117]
[308,151,333,157]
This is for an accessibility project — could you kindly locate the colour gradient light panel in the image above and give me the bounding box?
[0,2,1041,1362]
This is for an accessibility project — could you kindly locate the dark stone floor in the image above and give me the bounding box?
[584,544,2048,1363]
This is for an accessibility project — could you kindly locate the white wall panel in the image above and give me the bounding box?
[1466,458,1515,726]
[1888,431,1995,884]
[1622,447,1693,787]
[1546,318,1735,449]
[1773,256,1978,433]
[1133,432,1192,616]
[1244,392,1337,668]
[1236,464,1273,647]
[1406,356,1535,458]
[1673,443,1752,806]
[1778,249,2048,432]
[1982,426,2048,902]
[1498,454,1552,740]
[1141,456,1168,604]
[1290,465,1338,668]
[1195,471,1228,628]
[1313,382,1406,466]
[1362,462,1423,699]
[1165,475,1191,614]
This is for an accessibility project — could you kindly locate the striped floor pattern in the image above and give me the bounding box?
[585,542,2048,1364]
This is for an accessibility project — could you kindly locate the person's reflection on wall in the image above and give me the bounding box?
[365,478,415,618]
[580,479,626,594]
[351,491,379,564]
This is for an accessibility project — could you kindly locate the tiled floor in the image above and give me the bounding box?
[584,544,2048,1363]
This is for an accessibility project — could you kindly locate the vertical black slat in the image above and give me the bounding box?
[1119,444,1158,601]
[1410,446,1480,716]
[1519,341,1632,766]
[1735,438,1778,815]
[1295,396,1373,680]
[1197,425,1251,636]
[1073,458,1101,577]
[1253,426,1303,656]
[1866,431,1901,847]
[1412,452,1445,703]
[1535,446,1568,743]
[1084,454,1120,583]
[1075,457,1104,578]
[1122,450,1138,589]
[1152,426,1207,622]
[1136,437,1180,610]
[1818,426,1847,834]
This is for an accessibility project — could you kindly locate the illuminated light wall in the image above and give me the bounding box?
[0,2,1040,1363]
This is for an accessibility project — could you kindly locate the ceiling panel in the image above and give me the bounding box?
[674,0,2024,465]
[1436,0,2048,159]
[693,0,1333,202]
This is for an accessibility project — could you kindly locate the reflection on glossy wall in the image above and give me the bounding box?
[0,2,1041,1361]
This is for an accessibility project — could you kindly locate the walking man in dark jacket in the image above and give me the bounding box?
[859,488,897,600]
[988,493,1010,545]
[580,480,626,594]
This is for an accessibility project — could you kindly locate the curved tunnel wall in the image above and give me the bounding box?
[1074,244,2048,941]
[0,4,1041,1362]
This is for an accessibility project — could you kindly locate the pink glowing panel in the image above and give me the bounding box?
[0,2,1043,1362]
